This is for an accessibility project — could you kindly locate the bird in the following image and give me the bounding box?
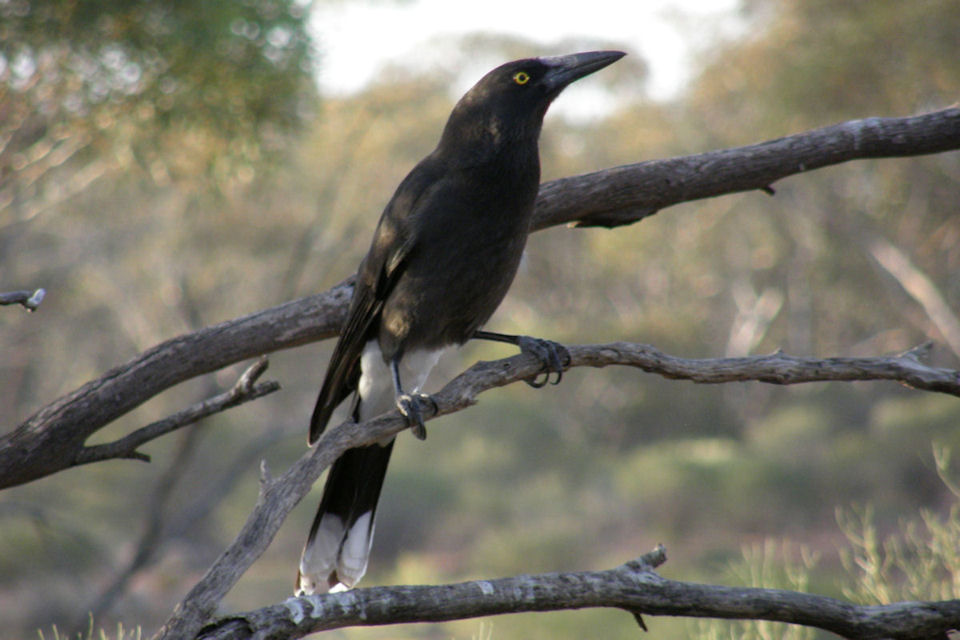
[296,50,625,596]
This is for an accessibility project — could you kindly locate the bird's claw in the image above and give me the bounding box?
[517,336,570,388]
[396,392,435,440]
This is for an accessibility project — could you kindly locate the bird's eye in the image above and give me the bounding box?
[512,71,530,85]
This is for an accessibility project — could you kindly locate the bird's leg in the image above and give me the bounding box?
[472,330,571,388]
[390,358,434,441]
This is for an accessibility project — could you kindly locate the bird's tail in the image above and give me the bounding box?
[296,439,395,595]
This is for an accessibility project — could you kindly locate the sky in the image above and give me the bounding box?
[309,0,742,104]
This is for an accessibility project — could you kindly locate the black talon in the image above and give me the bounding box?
[517,335,569,387]
[473,331,569,388]
[525,372,549,389]
[390,358,435,440]
[396,392,432,440]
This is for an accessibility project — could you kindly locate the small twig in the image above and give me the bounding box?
[74,357,279,466]
[0,288,45,311]
[195,544,960,640]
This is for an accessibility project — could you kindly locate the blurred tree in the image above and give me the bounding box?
[0,0,317,417]
[688,0,960,358]
[0,0,315,226]
[0,2,316,634]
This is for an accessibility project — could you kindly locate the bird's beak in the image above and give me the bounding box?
[540,50,626,93]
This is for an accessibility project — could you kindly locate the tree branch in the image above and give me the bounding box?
[74,357,280,466]
[534,106,960,230]
[151,341,960,640]
[2,106,958,488]
[567,341,960,397]
[0,288,45,311]
[0,356,280,484]
[0,285,347,488]
[194,546,960,640]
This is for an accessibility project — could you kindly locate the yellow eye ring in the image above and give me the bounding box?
[512,71,530,85]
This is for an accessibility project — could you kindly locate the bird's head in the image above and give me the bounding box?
[440,50,626,155]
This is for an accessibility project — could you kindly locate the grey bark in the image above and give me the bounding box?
[196,548,960,640]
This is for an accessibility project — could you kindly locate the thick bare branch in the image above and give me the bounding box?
[3,107,958,488]
[151,341,960,640]
[195,547,960,640]
[535,106,960,230]
[0,286,349,488]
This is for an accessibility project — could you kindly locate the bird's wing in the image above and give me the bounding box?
[308,233,413,443]
[308,161,442,444]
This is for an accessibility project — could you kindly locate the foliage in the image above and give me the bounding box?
[695,446,960,639]
[0,0,316,224]
[692,541,820,640]
[38,619,141,640]
[683,0,960,361]
[838,444,960,605]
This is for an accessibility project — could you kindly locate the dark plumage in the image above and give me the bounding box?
[297,50,625,595]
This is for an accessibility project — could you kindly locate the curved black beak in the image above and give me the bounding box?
[540,50,626,93]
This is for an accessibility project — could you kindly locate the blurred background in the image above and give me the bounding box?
[2,1,960,638]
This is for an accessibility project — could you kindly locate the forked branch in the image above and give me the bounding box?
[151,341,960,640]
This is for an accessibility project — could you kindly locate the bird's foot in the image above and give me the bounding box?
[396,392,435,440]
[516,336,571,388]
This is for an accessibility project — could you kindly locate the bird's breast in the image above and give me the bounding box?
[377,150,540,357]
[380,219,529,354]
